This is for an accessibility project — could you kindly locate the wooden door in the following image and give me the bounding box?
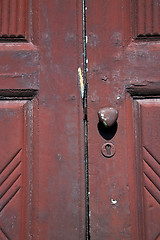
[0,0,85,239]
[87,0,160,239]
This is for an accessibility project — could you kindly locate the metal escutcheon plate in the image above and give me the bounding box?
[101,142,116,158]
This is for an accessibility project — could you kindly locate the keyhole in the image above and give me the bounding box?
[101,142,115,157]
[105,144,111,155]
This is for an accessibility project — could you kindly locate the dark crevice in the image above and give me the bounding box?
[0,38,27,42]
[0,34,27,42]
[83,0,90,239]
[97,122,118,140]
[135,34,160,41]
[0,89,38,99]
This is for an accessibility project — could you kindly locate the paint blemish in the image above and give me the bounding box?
[91,90,99,102]
[111,198,118,205]
[101,76,109,81]
[86,36,88,43]
[78,67,84,99]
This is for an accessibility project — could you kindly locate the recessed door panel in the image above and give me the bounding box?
[0,99,36,239]
[135,99,160,240]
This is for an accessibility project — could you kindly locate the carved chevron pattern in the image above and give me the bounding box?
[0,149,22,212]
[0,228,9,240]
[143,147,160,204]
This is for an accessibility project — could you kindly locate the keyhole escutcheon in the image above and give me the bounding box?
[101,142,116,158]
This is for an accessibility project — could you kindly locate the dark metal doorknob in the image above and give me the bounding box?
[98,107,118,127]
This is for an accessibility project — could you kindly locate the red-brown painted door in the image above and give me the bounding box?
[0,1,85,239]
[87,0,160,239]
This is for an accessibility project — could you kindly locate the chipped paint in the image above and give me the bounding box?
[111,199,118,205]
[78,67,84,99]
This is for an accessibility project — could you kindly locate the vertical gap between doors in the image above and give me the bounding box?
[82,0,90,239]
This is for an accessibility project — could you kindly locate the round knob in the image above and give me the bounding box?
[98,107,118,127]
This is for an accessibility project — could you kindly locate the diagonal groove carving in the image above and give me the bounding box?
[143,173,160,204]
[143,161,160,190]
[0,149,22,212]
[0,173,21,199]
[0,149,22,184]
[0,161,21,187]
[0,228,9,240]
[144,186,160,205]
[143,146,160,165]
[0,185,21,212]
[143,147,160,204]
[143,153,160,178]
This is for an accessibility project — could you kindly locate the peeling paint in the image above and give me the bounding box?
[78,67,84,99]
[86,36,88,43]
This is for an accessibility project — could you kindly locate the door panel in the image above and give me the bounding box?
[0,99,38,239]
[134,0,160,37]
[0,0,27,38]
[135,99,160,240]
[87,0,160,239]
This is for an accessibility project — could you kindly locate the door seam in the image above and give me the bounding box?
[82,1,90,239]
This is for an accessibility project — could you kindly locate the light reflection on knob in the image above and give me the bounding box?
[98,107,118,127]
